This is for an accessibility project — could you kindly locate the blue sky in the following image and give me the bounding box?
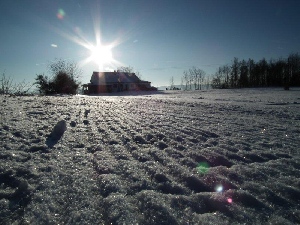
[1,0,300,87]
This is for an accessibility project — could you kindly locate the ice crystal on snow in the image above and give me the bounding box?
[1,88,300,224]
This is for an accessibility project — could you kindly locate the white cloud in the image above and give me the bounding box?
[51,44,58,48]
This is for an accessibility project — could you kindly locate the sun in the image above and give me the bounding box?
[88,44,113,70]
[50,2,123,72]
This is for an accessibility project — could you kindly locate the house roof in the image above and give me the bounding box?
[90,71,142,85]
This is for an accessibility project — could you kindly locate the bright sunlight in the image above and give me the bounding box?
[49,2,123,72]
[88,44,113,70]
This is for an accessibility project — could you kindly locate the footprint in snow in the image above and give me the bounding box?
[46,120,67,148]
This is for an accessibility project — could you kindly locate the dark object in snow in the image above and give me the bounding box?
[52,120,67,138]
[184,175,211,192]
[84,109,90,118]
[157,141,168,150]
[83,120,89,125]
[0,170,33,222]
[28,145,48,153]
[3,125,9,131]
[70,121,76,127]
[154,173,169,183]
[134,135,148,144]
[46,120,67,147]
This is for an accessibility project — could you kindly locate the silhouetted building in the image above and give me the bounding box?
[82,71,156,94]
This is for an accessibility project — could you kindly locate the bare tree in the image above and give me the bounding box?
[49,58,82,81]
[198,68,206,90]
[0,72,33,95]
[117,66,134,73]
[188,70,193,90]
[169,76,174,90]
[135,71,142,80]
[36,59,81,95]
[190,67,206,90]
[211,70,223,89]
[205,75,211,90]
[117,66,142,79]
[14,80,34,95]
[189,68,197,90]
[180,76,184,90]
[0,71,13,94]
[182,67,207,90]
[183,70,189,90]
[223,65,230,88]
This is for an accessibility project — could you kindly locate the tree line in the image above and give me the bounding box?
[180,67,209,90]
[211,53,300,89]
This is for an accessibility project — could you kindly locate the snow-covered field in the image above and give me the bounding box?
[1,88,300,225]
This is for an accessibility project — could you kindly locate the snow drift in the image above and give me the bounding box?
[0,88,299,224]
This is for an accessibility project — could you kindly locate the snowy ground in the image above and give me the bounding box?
[1,88,300,225]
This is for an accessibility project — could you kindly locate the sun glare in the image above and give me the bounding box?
[89,44,113,68]
[50,3,123,72]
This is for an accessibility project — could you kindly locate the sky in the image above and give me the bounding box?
[1,0,300,87]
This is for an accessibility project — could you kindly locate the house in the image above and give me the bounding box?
[82,71,157,94]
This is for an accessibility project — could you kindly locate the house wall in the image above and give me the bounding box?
[142,82,151,88]
[112,83,124,92]
[88,85,111,93]
[128,83,136,91]
[85,81,153,94]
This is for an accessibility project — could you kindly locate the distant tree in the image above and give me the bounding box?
[223,65,230,88]
[0,71,13,94]
[188,70,193,90]
[205,75,211,90]
[52,71,79,94]
[35,74,50,94]
[211,71,222,89]
[230,57,240,88]
[135,71,142,80]
[239,60,249,87]
[248,59,255,86]
[49,59,81,81]
[0,71,33,95]
[180,76,184,90]
[189,67,203,90]
[258,58,268,86]
[216,66,226,88]
[35,59,81,95]
[117,66,134,73]
[189,67,197,90]
[183,70,189,90]
[212,52,300,89]
[286,53,300,89]
[169,76,174,89]
[182,67,206,90]
[117,66,142,79]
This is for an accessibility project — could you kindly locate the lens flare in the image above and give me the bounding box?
[197,162,210,174]
[215,184,223,192]
[44,2,123,72]
[57,9,65,20]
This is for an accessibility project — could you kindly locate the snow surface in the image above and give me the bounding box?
[0,88,300,225]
